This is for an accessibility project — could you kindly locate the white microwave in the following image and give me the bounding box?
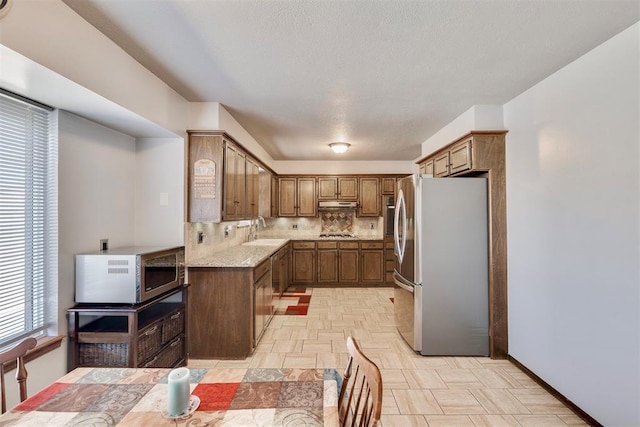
[75,246,185,304]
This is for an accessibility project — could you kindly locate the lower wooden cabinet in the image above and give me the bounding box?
[291,241,316,284]
[67,286,188,370]
[291,240,385,286]
[188,260,273,359]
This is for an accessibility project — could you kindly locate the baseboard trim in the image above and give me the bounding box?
[507,355,602,427]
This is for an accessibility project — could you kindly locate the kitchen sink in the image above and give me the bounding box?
[243,238,287,246]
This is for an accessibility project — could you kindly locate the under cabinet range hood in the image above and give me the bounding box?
[318,201,358,209]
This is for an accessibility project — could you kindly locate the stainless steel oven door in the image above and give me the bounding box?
[393,272,422,352]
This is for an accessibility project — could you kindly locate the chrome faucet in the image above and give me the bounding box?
[257,216,267,229]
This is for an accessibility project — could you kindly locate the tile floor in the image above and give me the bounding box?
[189,287,589,427]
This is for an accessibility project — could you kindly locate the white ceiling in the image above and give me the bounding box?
[63,0,639,161]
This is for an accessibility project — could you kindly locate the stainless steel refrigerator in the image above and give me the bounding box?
[393,174,489,356]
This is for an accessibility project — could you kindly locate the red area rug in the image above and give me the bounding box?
[275,287,312,315]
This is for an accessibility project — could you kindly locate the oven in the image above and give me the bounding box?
[383,195,395,237]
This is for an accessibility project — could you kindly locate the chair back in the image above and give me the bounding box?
[338,336,383,427]
[0,337,37,413]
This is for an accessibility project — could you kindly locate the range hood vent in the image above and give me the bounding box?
[318,201,357,209]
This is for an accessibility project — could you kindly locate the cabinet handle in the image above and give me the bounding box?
[170,312,181,320]
[170,338,182,347]
[143,326,158,336]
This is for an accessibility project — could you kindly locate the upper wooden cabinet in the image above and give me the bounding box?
[318,177,358,200]
[246,157,260,219]
[419,133,494,177]
[187,131,275,222]
[278,177,317,217]
[381,177,396,195]
[224,142,246,220]
[358,177,380,217]
[187,133,224,223]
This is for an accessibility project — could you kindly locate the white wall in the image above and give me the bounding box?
[420,105,504,157]
[273,160,413,175]
[504,23,639,427]
[135,137,185,246]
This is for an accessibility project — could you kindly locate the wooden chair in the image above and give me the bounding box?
[0,337,37,414]
[338,336,383,427]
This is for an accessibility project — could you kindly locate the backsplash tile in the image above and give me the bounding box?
[320,211,354,233]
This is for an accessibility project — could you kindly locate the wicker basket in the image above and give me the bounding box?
[162,309,185,344]
[137,323,162,362]
[143,335,184,368]
[78,342,128,367]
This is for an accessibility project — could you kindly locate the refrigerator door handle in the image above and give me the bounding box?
[394,189,406,264]
[394,277,414,293]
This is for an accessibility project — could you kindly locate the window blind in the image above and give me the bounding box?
[0,90,57,348]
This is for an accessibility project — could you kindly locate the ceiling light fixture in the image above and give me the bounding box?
[329,142,350,154]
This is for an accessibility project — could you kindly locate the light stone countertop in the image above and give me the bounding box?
[187,235,386,268]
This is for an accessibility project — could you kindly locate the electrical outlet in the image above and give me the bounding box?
[197,231,205,244]
[100,238,109,251]
[292,224,298,230]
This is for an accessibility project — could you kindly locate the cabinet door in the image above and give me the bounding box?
[258,168,272,218]
[246,158,259,218]
[358,177,380,217]
[235,151,246,218]
[434,152,450,177]
[224,143,237,219]
[188,134,223,223]
[361,249,385,283]
[317,249,338,283]
[338,249,359,283]
[381,177,395,195]
[449,139,472,174]
[317,177,337,200]
[297,178,317,217]
[424,160,434,175]
[338,177,358,200]
[271,176,279,218]
[254,278,265,345]
[291,249,315,284]
[278,178,297,216]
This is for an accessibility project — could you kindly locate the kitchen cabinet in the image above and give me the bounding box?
[224,142,246,220]
[188,131,276,223]
[67,285,188,370]
[253,259,273,346]
[187,133,224,223]
[278,177,317,217]
[384,238,394,284]
[291,239,388,286]
[188,261,272,359]
[317,241,338,283]
[291,241,316,284]
[381,177,396,195]
[270,176,278,218]
[272,243,290,296]
[246,157,260,219]
[337,241,359,283]
[318,177,358,200]
[258,168,274,219]
[358,177,380,217]
[360,241,385,284]
[415,130,508,358]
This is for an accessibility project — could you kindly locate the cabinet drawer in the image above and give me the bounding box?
[137,322,162,362]
[142,334,184,368]
[292,241,316,250]
[317,241,338,249]
[360,241,383,249]
[254,259,271,281]
[339,241,359,250]
[162,308,185,344]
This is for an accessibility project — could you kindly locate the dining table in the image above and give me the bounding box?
[0,366,341,426]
